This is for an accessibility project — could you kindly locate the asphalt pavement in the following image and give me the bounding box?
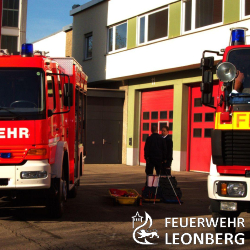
[0,164,250,249]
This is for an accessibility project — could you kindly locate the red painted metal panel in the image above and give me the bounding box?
[0,0,2,48]
[186,86,192,171]
[140,88,174,164]
[217,166,250,175]
[189,83,218,172]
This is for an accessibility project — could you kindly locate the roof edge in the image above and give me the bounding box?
[70,0,105,16]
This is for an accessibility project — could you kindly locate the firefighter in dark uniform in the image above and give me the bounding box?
[161,125,173,175]
[144,125,167,175]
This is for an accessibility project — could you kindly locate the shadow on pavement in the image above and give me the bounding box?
[0,165,211,222]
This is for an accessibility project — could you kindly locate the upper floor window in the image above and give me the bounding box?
[2,0,19,27]
[183,0,222,32]
[139,7,169,45]
[243,0,250,17]
[108,22,127,52]
[1,35,17,53]
[85,33,93,60]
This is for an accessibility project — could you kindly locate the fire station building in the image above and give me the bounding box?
[0,0,27,53]
[71,0,250,171]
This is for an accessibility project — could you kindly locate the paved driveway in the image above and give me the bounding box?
[0,164,249,249]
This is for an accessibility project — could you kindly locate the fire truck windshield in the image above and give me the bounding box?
[0,68,45,120]
[228,49,250,94]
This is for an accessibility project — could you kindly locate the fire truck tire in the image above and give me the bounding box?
[48,173,67,218]
[68,184,77,198]
[212,212,239,237]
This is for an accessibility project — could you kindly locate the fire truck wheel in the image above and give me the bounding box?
[68,184,77,198]
[212,211,239,237]
[48,175,67,218]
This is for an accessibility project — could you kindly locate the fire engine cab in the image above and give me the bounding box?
[201,28,250,234]
[0,44,87,217]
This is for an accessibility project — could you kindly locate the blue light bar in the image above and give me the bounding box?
[0,153,11,158]
[230,28,248,46]
[21,43,33,57]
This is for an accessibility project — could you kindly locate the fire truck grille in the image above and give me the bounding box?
[222,130,250,166]
[0,149,27,164]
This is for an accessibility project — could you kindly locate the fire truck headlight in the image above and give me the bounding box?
[218,181,247,197]
[21,171,47,179]
[227,182,246,197]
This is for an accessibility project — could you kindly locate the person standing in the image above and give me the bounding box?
[161,125,173,175]
[144,125,167,176]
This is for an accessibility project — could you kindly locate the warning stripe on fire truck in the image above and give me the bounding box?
[215,112,250,130]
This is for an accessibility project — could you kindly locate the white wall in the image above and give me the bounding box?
[33,31,66,57]
[106,20,250,80]
[107,0,176,25]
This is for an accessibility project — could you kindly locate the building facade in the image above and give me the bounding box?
[0,0,27,53]
[33,24,73,57]
[71,0,250,171]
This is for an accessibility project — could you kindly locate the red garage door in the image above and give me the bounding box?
[140,88,174,165]
[189,84,218,172]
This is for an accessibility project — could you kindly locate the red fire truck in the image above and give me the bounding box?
[0,44,87,217]
[201,28,250,234]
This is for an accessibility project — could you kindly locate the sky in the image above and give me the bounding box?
[27,0,90,43]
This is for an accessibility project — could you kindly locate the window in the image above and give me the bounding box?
[193,128,202,137]
[139,17,145,43]
[143,123,149,131]
[108,22,127,52]
[108,28,113,52]
[183,0,222,32]
[2,0,19,27]
[194,113,202,122]
[116,23,127,50]
[228,49,250,91]
[169,122,173,131]
[205,128,212,138]
[205,113,214,122]
[143,112,149,120]
[139,7,169,44]
[148,8,168,41]
[151,111,158,119]
[57,69,63,109]
[1,35,17,54]
[194,98,202,107]
[0,68,45,120]
[47,74,56,110]
[160,111,167,119]
[169,111,173,119]
[85,33,93,59]
[143,134,149,142]
[244,0,250,17]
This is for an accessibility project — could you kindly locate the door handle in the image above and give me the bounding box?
[103,139,106,144]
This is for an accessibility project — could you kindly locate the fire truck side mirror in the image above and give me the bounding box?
[200,57,214,105]
[200,57,214,68]
[64,83,73,107]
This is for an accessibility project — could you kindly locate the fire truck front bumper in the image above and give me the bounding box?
[0,160,51,189]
